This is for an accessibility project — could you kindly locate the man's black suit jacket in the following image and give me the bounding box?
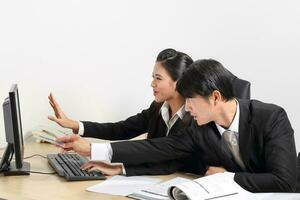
[81,101,205,175]
[111,99,297,192]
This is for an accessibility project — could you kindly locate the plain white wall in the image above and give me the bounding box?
[1,0,300,152]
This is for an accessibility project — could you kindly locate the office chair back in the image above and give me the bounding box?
[232,77,251,99]
[228,70,251,99]
[297,153,300,192]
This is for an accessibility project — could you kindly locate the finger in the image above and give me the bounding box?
[80,163,89,170]
[48,116,64,127]
[56,135,70,142]
[48,115,59,123]
[49,100,60,116]
[50,93,61,109]
[49,101,61,119]
[49,93,62,112]
[49,101,56,110]
[49,92,55,103]
[60,149,68,154]
[48,93,52,102]
[49,94,58,108]
[89,167,101,172]
[81,163,96,170]
[80,161,93,168]
[56,134,77,142]
[81,164,93,170]
[81,161,104,170]
[62,142,74,149]
[59,145,72,152]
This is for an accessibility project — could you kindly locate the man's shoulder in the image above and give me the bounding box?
[238,99,287,126]
[187,121,217,135]
[239,99,284,113]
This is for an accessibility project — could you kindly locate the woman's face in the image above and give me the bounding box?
[151,62,177,103]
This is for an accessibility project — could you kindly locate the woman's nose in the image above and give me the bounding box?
[151,80,156,88]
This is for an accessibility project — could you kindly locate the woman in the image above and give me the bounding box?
[49,48,203,175]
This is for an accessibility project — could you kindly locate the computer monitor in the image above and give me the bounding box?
[0,84,30,175]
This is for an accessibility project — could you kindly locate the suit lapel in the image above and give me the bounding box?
[148,107,167,139]
[169,112,192,136]
[169,118,183,135]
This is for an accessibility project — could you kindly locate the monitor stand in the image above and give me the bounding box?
[3,161,30,176]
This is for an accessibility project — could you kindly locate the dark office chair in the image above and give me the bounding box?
[229,71,251,99]
[232,77,251,99]
[297,153,300,192]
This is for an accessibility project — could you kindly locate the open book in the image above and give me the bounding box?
[129,173,253,200]
[167,173,242,200]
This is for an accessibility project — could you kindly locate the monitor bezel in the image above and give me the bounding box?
[9,84,24,168]
[0,84,30,175]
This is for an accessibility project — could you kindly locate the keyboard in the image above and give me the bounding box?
[47,153,106,181]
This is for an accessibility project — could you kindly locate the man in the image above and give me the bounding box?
[57,59,297,192]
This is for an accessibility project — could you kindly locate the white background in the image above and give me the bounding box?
[0,0,300,152]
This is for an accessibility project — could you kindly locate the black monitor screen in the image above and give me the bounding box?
[0,84,30,175]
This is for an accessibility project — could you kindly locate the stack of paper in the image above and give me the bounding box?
[86,175,162,196]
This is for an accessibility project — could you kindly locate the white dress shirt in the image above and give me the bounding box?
[215,99,240,139]
[160,101,186,136]
[215,99,241,179]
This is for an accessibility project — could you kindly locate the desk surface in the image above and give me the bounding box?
[0,136,197,200]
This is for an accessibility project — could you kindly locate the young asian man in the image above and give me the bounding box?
[57,59,298,192]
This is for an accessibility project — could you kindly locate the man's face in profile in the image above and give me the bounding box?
[185,95,214,126]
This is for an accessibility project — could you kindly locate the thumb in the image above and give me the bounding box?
[48,115,65,127]
[48,115,59,122]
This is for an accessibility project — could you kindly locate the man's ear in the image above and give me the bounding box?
[211,90,222,106]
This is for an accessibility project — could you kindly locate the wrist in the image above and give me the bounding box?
[71,120,79,134]
[88,143,91,157]
[117,164,123,175]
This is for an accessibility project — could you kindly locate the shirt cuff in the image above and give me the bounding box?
[90,143,113,162]
[120,163,126,175]
[78,121,84,136]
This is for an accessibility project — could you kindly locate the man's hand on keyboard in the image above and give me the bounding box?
[80,161,122,176]
[56,134,91,157]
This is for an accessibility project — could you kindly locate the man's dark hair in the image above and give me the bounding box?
[176,59,235,101]
[156,48,193,81]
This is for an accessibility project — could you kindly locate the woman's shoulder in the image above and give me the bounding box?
[148,100,164,112]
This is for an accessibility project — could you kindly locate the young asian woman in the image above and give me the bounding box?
[49,48,206,176]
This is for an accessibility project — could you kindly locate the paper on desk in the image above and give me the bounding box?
[86,175,162,196]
